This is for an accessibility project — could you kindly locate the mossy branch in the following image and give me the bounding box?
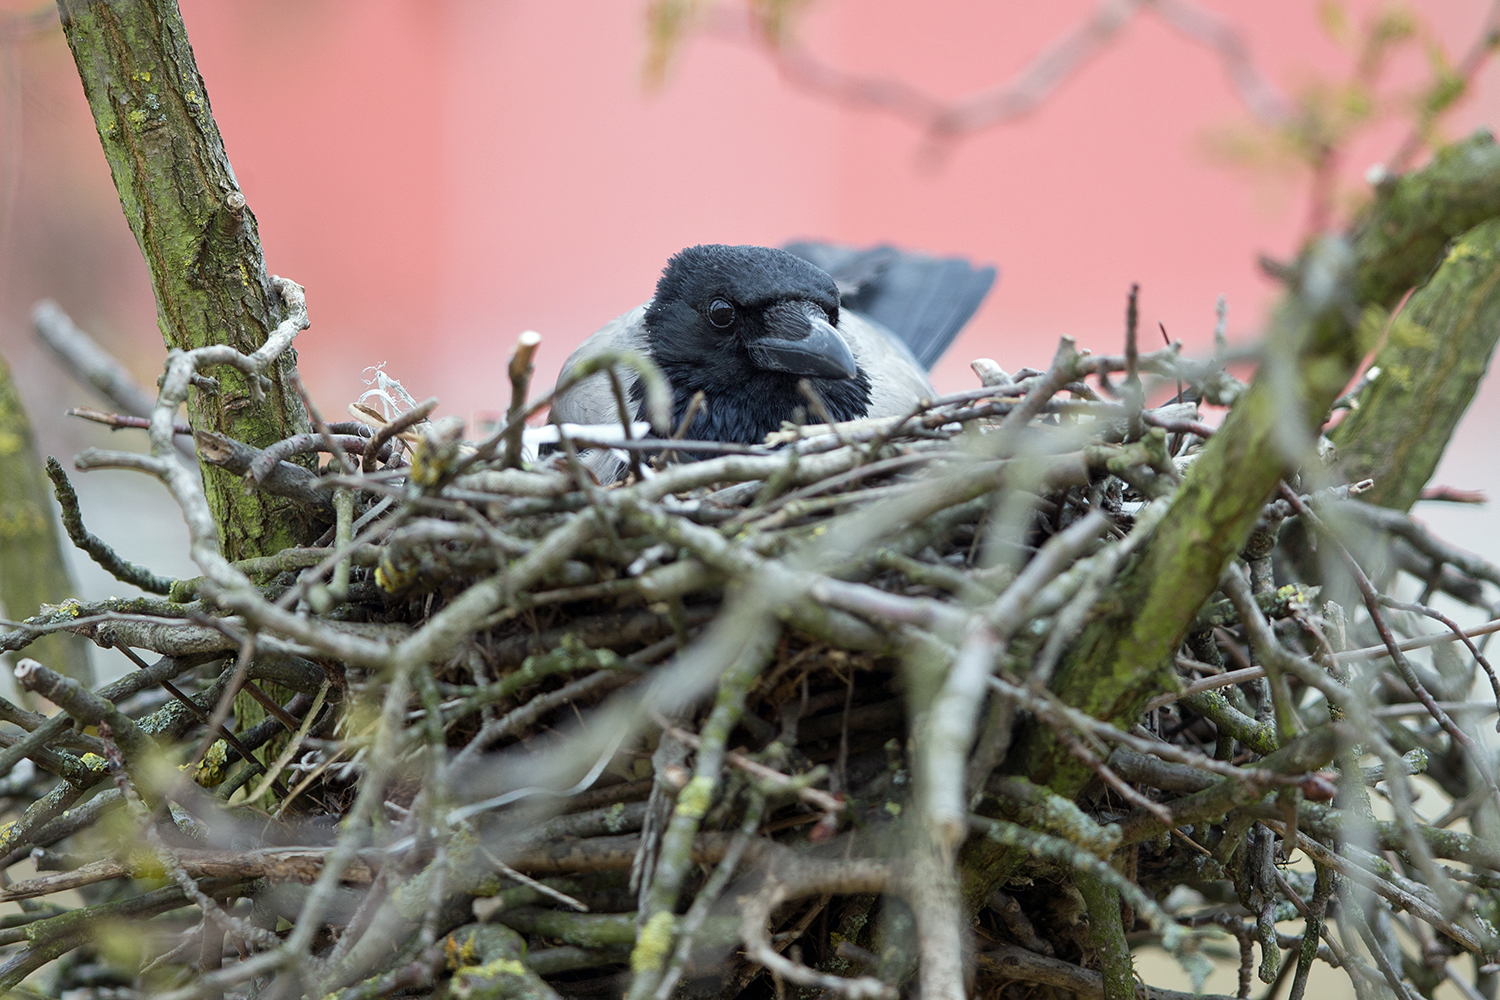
[1018,132,1500,791]
[1332,215,1500,511]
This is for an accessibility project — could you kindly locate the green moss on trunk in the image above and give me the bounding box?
[56,0,314,560]
[1032,133,1500,785]
[1331,216,1500,511]
[960,133,1500,911]
[1078,872,1135,1000]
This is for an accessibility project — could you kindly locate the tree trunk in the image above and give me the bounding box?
[0,351,93,685]
[1331,216,1500,512]
[55,0,314,561]
[1026,134,1500,788]
[962,132,1500,909]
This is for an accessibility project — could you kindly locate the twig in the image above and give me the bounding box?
[734,843,896,1000]
[1387,0,1500,172]
[1419,486,1488,504]
[629,621,780,999]
[657,389,706,467]
[1077,871,1135,1000]
[246,433,384,485]
[503,331,542,469]
[659,722,843,816]
[477,845,588,912]
[242,681,329,804]
[652,793,766,1000]
[710,0,1288,152]
[192,430,335,519]
[1344,501,1500,587]
[1284,864,1338,1000]
[925,510,1111,849]
[32,300,199,461]
[67,405,192,436]
[1148,664,1265,711]
[290,369,356,475]
[1260,820,1485,955]
[606,366,645,482]
[364,397,437,473]
[12,659,155,763]
[1335,616,1500,664]
[45,457,176,594]
[112,642,282,795]
[1379,596,1500,722]
[1281,485,1494,782]
[1123,283,1143,440]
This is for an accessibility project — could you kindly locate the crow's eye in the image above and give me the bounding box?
[706,298,736,329]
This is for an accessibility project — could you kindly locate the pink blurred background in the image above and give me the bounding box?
[3,7,1495,990]
[1,0,1498,591]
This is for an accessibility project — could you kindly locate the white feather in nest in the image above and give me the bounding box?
[349,366,653,475]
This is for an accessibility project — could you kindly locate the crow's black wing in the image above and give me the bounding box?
[784,242,997,371]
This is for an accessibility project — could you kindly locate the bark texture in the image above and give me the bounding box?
[1331,215,1500,511]
[56,0,313,560]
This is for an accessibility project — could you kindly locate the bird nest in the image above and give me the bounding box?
[3,279,1500,1000]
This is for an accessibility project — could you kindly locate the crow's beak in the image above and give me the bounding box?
[746,302,858,380]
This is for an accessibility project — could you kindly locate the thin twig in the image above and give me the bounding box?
[503,330,542,469]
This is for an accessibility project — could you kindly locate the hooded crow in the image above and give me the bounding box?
[550,243,995,474]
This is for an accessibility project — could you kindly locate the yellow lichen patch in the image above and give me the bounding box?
[192,740,230,787]
[42,597,85,619]
[1274,582,1319,613]
[673,774,715,820]
[451,957,530,998]
[130,70,151,83]
[444,931,481,971]
[408,433,454,488]
[374,557,418,594]
[630,911,676,973]
[127,108,149,127]
[1445,238,1482,265]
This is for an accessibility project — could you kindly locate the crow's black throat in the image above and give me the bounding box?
[635,361,872,446]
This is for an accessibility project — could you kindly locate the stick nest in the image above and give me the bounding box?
[3,305,1499,1000]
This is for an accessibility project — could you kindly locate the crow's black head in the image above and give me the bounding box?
[640,244,872,444]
